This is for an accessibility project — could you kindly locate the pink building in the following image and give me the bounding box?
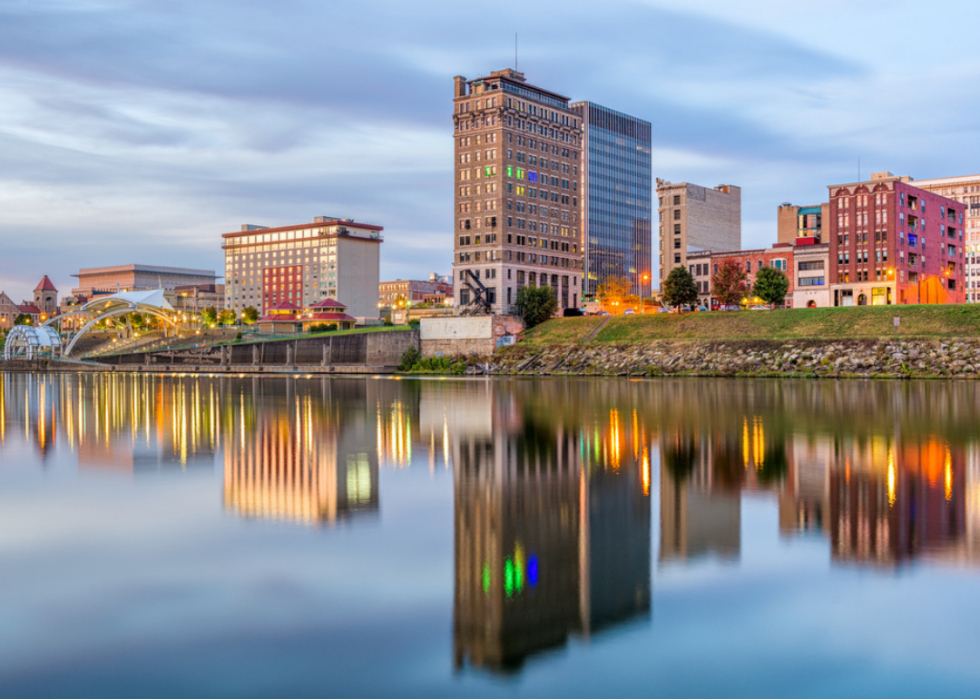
[828,173,965,306]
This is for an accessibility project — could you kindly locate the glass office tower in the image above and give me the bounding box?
[571,102,652,299]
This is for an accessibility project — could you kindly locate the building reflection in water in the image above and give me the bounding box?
[222,378,391,527]
[439,381,651,674]
[0,372,219,471]
[649,381,976,571]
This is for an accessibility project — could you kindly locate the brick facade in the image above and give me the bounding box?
[828,174,965,306]
[453,69,584,314]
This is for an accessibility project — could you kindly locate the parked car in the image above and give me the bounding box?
[597,310,611,316]
[563,307,585,317]
[749,305,769,310]
[623,308,635,315]
[657,307,670,314]
[695,306,708,312]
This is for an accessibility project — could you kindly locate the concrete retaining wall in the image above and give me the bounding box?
[97,330,419,370]
[420,315,524,357]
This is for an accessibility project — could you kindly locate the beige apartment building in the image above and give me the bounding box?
[222,217,383,322]
[453,69,584,314]
[657,180,740,286]
[909,174,980,303]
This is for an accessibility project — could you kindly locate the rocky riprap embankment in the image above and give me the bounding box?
[481,339,980,378]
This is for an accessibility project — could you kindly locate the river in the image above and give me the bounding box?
[2,373,979,697]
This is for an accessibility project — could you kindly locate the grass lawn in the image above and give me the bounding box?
[522,305,980,345]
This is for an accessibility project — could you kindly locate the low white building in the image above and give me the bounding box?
[792,242,831,308]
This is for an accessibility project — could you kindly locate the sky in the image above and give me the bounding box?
[2,0,980,302]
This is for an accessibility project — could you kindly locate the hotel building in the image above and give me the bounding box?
[657,180,741,288]
[827,173,965,306]
[452,69,584,314]
[907,174,980,303]
[222,217,383,321]
[571,102,652,299]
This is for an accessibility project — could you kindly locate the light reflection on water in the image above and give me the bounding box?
[3,373,980,696]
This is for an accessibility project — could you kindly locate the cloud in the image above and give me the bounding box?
[1,0,978,298]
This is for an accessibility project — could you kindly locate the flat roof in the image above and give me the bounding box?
[222,219,383,240]
[73,265,216,278]
[912,174,980,186]
[467,72,572,106]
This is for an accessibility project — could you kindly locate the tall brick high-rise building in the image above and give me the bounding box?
[453,69,584,314]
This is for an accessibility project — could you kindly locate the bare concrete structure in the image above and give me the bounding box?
[453,69,584,314]
[657,180,740,287]
[419,315,524,357]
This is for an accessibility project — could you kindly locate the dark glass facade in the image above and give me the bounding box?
[572,102,652,299]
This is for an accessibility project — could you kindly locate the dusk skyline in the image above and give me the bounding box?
[3,0,979,301]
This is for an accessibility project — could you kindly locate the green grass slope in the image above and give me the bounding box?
[522,305,980,345]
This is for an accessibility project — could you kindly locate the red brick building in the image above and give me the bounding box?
[379,275,453,306]
[827,173,965,306]
[691,244,795,308]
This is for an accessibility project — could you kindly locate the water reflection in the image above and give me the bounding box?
[437,380,652,674]
[222,378,384,526]
[9,373,980,689]
[0,372,220,470]
[646,380,979,570]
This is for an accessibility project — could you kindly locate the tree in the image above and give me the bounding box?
[753,267,790,308]
[14,313,32,326]
[128,312,145,330]
[516,285,558,328]
[200,306,218,326]
[242,306,259,325]
[596,276,631,313]
[217,309,236,326]
[661,267,698,309]
[711,259,749,307]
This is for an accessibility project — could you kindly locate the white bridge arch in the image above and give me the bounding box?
[41,289,179,358]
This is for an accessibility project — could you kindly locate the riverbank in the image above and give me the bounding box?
[490,337,980,379]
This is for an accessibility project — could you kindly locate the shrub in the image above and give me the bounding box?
[398,346,422,371]
[413,356,466,374]
[408,318,421,328]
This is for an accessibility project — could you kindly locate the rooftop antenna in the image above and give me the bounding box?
[515,33,518,71]
[858,157,861,182]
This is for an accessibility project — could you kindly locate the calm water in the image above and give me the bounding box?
[2,373,980,697]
